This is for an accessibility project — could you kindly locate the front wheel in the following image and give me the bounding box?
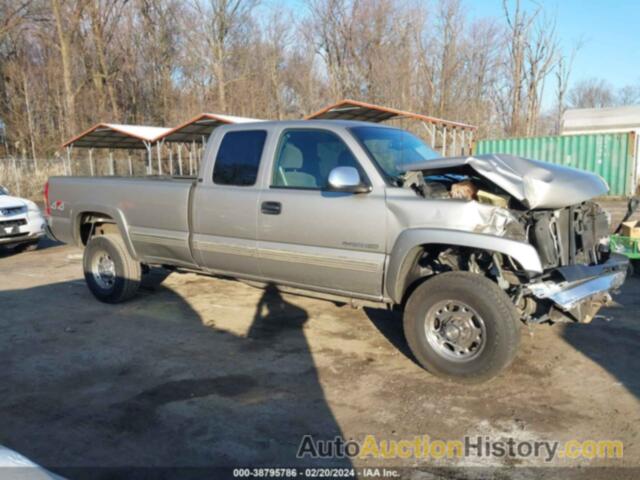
[403,272,521,383]
[83,233,141,303]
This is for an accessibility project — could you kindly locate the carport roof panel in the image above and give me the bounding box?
[62,123,171,149]
[159,113,265,143]
[305,99,477,131]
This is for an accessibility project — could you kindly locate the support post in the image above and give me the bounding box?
[201,135,206,169]
[452,128,457,156]
[144,141,152,175]
[109,150,114,175]
[89,148,94,176]
[441,126,447,157]
[420,122,433,149]
[127,152,133,176]
[191,140,198,173]
[169,146,174,176]
[178,145,183,176]
[157,141,164,176]
[65,146,72,175]
[190,140,196,175]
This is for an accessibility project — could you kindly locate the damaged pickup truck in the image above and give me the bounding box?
[46,120,628,382]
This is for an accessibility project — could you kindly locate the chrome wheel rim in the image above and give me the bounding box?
[424,300,486,362]
[92,251,116,290]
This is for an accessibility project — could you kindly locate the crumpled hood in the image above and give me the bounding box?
[404,153,609,209]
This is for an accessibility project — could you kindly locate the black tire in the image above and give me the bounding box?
[403,272,521,383]
[83,234,141,303]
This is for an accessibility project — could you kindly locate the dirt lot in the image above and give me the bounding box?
[1,236,639,479]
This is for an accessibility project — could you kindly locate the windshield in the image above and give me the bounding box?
[0,186,7,195]
[350,126,439,182]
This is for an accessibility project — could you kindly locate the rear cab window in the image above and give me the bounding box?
[213,130,267,186]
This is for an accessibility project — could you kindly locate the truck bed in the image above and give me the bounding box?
[47,176,197,267]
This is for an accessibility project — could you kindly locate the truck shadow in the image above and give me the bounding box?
[362,307,417,366]
[561,275,640,401]
[0,279,351,477]
[0,236,62,258]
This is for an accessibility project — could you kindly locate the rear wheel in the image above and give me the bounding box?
[403,272,521,383]
[83,233,141,303]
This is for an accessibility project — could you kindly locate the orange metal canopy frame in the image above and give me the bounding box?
[157,112,264,144]
[61,123,171,149]
[305,99,477,131]
[61,113,264,150]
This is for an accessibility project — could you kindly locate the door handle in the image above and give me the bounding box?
[261,201,282,215]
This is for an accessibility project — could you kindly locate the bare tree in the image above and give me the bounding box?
[191,0,256,111]
[568,78,616,109]
[306,0,361,99]
[616,84,640,106]
[0,0,597,159]
[86,0,124,118]
[435,0,463,118]
[523,15,558,135]
[502,0,534,135]
[554,42,581,133]
[0,0,42,39]
[50,0,87,134]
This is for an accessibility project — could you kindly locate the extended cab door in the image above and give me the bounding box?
[191,128,268,277]
[256,127,387,298]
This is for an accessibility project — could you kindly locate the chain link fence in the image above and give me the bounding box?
[1,147,203,201]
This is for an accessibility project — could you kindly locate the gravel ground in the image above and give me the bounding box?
[0,232,639,479]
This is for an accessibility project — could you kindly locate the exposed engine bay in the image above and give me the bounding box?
[401,167,611,268]
[399,159,622,325]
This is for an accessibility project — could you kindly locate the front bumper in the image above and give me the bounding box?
[527,254,628,322]
[0,211,46,247]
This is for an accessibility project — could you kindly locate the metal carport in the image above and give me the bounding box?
[61,113,264,176]
[306,99,477,157]
[158,113,263,144]
[154,113,264,175]
[61,123,171,175]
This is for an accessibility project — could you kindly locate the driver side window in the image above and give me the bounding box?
[272,130,361,189]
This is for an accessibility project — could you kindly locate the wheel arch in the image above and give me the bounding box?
[73,205,138,260]
[385,228,543,304]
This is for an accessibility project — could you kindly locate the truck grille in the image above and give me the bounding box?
[530,202,609,268]
[0,206,26,216]
[0,219,27,228]
[0,218,27,238]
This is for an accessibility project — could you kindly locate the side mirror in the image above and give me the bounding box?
[327,166,371,194]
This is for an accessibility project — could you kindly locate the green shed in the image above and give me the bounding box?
[473,132,638,197]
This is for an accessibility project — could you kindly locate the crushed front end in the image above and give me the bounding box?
[400,153,628,325]
[520,202,628,323]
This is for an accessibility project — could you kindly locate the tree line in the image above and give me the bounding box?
[1,0,639,158]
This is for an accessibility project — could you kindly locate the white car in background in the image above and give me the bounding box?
[0,185,46,252]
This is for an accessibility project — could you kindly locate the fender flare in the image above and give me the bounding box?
[384,228,543,304]
[71,203,138,260]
